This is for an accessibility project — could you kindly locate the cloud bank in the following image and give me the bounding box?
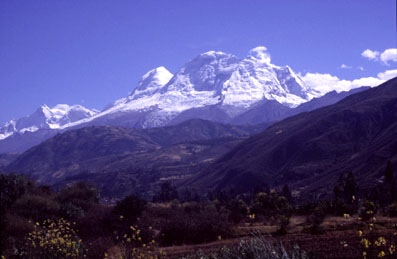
[302,69,397,95]
[306,47,397,96]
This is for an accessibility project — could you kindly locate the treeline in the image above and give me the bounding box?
[1,161,396,258]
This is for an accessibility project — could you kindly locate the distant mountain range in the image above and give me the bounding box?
[0,47,370,153]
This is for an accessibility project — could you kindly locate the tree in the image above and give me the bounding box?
[384,160,394,185]
[333,172,358,215]
[344,171,358,202]
[334,172,357,201]
[281,184,293,203]
[251,191,292,235]
[333,173,345,200]
[381,160,396,206]
[153,182,178,203]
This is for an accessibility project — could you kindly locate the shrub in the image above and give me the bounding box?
[358,200,377,221]
[60,202,85,219]
[68,203,114,258]
[305,202,327,235]
[112,194,147,223]
[1,213,34,258]
[357,216,396,258]
[158,203,230,246]
[227,199,248,224]
[21,218,85,258]
[58,182,98,208]
[12,194,60,221]
[0,174,32,214]
[252,192,292,235]
[115,225,164,259]
[387,202,397,217]
[251,192,291,218]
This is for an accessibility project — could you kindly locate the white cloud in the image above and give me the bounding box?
[248,46,271,64]
[339,64,366,71]
[361,49,380,61]
[361,48,397,65]
[380,48,397,65]
[339,64,352,69]
[302,69,396,95]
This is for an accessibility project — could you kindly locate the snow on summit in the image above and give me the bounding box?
[129,66,173,100]
[0,104,98,140]
[94,46,313,125]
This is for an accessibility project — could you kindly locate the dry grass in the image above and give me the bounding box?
[149,215,397,259]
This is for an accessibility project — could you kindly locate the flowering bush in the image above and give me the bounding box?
[114,224,165,259]
[358,216,396,258]
[22,218,85,258]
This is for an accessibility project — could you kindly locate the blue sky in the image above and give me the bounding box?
[1,0,396,123]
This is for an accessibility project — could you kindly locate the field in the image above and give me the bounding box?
[107,215,397,259]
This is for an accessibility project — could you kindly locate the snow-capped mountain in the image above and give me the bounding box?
[0,46,365,153]
[79,46,320,128]
[128,46,317,111]
[0,104,98,140]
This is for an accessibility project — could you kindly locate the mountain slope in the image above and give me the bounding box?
[4,119,264,197]
[188,77,397,196]
[5,126,160,183]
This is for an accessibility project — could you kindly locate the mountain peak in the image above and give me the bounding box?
[139,66,173,86]
[149,66,172,76]
[0,103,98,142]
[100,46,315,122]
[129,66,173,100]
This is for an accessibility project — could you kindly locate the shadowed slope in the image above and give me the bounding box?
[189,78,397,195]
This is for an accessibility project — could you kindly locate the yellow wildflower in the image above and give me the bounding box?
[377,250,386,257]
[389,244,395,254]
